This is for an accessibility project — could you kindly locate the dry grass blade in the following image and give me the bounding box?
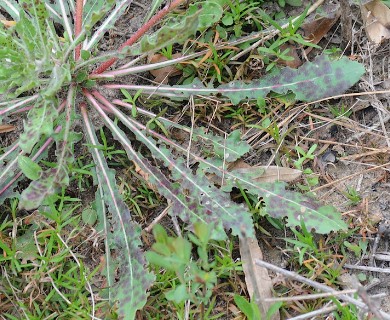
[239,237,280,320]
[255,259,390,320]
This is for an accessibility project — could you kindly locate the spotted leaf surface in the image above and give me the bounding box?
[193,128,251,162]
[81,106,154,319]
[202,160,347,234]
[121,55,365,104]
[19,99,58,153]
[129,11,200,55]
[85,92,255,239]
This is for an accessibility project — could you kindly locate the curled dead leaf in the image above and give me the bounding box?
[148,53,183,83]
[301,13,341,55]
[361,0,390,44]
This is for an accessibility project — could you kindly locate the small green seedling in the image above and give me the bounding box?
[343,186,362,205]
[330,104,353,118]
[294,144,317,169]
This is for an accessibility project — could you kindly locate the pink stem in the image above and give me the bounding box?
[74,0,84,60]
[91,0,185,75]
[0,126,62,196]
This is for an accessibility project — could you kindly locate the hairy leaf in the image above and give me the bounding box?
[0,0,55,98]
[109,55,365,104]
[44,64,72,97]
[193,128,250,162]
[19,167,67,210]
[81,105,154,319]
[19,90,78,210]
[125,10,201,55]
[202,161,347,233]
[19,99,58,153]
[83,0,127,51]
[85,91,255,238]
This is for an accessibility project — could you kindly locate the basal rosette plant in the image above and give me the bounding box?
[0,0,364,318]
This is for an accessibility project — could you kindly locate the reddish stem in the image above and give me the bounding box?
[74,0,84,60]
[91,0,185,75]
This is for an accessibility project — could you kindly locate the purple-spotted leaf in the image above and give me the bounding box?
[19,99,58,153]
[193,128,250,162]
[19,167,68,210]
[124,10,200,56]
[111,55,365,105]
[81,105,154,319]
[18,95,78,210]
[202,161,347,234]
[84,92,254,238]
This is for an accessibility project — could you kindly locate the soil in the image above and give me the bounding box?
[1,0,390,319]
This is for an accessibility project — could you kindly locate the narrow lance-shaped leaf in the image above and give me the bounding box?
[19,88,77,210]
[200,160,347,234]
[87,90,255,238]
[0,126,61,206]
[117,117,346,234]
[81,104,154,320]
[19,99,57,153]
[0,0,20,20]
[83,0,126,51]
[86,91,227,231]
[105,55,365,104]
[120,9,201,56]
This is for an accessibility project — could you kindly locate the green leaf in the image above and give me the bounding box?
[81,50,91,60]
[19,167,67,210]
[126,9,201,55]
[82,208,97,226]
[193,128,250,162]
[85,94,255,238]
[200,157,347,233]
[222,14,234,26]
[128,55,365,105]
[0,1,20,20]
[43,64,71,97]
[19,88,77,210]
[0,1,55,98]
[19,99,58,153]
[18,155,42,180]
[187,1,223,30]
[83,0,127,50]
[165,284,189,303]
[234,295,257,320]
[152,224,168,244]
[82,106,154,320]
